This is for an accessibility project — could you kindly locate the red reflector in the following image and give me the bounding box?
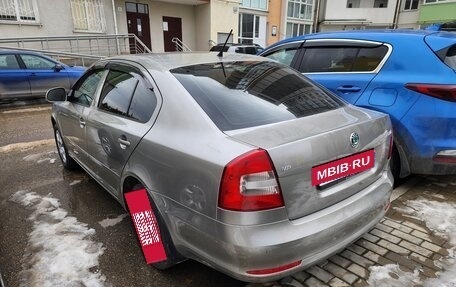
[405,83,456,102]
[219,149,284,212]
[433,155,456,163]
[247,260,302,275]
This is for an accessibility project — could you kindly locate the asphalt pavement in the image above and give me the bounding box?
[0,106,455,287]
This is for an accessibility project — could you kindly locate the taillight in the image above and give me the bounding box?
[405,83,456,102]
[218,149,284,212]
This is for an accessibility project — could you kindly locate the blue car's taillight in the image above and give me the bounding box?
[405,83,456,102]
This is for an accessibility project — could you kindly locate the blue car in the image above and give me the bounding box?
[259,30,456,179]
[0,50,85,102]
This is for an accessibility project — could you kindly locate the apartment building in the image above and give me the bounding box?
[0,0,239,53]
[418,0,456,27]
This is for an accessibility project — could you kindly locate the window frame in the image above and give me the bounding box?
[287,0,314,21]
[70,0,106,33]
[19,54,57,70]
[0,0,39,24]
[403,0,419,10]
[240,0,268,11]
[69,68,106,107]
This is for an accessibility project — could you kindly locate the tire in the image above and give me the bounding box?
[53,125,79,170]
[126,185,186,270]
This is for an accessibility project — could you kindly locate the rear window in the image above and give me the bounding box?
[444,45,456,70]
[171,61,343,131]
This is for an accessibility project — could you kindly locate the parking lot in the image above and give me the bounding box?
[1,105,455,287]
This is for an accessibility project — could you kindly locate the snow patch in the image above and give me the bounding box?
[1,106,51,114]
[23,151,57,164]
[0,139,54,153]
[69,180,82,186]
[98,214,128,228]
[10,190,108,287]
[367,264,421,287]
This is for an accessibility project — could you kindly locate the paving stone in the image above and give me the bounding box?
[362,233,380,243]
[377,239,411,255]
[362,251,395,266]
[304,277,329,287]
[318,260,329,268]
[409,252,441,271]
[382,219,413,233]
[292,271,310,283]
[399,241,433,257]
[421,241,449,256]
[352,278,369,287]
[347,244,366,255]
[328,255,351,268]
[340,250,374,268]
[391,229,423,245]
[370,229,401,244]
[355,239,388,256]
[385,252,421,272]
[328,277,350,287]
[280,276,304,287]
[420,266,438,278]
[411,230,446,245]
[402,221,429,233]
[323,262,358,285]
[374,222,394,233]
[306,266,334,284]
[347,263,368,279]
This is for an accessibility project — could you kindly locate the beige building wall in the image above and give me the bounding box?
[209,0,239,44]
[195,3,211,51]
[267,0,282,46]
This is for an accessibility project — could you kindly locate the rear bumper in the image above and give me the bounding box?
[175,170,393,282]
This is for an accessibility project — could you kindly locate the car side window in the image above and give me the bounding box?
[70,69,104,106]
[20,54,56,70]
[99,67,157,122]
[0,55,20,69]
[299,46,388,73]
[263,47,298,66]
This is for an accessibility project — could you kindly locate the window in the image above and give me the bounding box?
[171,61,343,131]
[20,55,55,70]
[443,45,456,70]
[298,46,388,73]
[404,0,419,10]
[264,47,298,66]
[0,55,20,69]
[424,0,447,3]
[70,0,106,32]
[125,2,148,14]
[99,68,157,122]
[286,22,311,38]
[287,0,313,20]
[241,0,267,10]
[0,0,38,23]
[347,0,360,8]
[70,69,104,106]
[374,0,388,8]
[238,13,263,44]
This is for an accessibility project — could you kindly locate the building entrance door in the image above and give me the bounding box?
[126,2,151,53]
[162,16,182,52]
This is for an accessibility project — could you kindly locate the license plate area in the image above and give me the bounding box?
[312,149,375,187]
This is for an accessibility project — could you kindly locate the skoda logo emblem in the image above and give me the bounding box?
[350,132,360,148]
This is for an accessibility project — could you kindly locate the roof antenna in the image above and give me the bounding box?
[217,29,233,58]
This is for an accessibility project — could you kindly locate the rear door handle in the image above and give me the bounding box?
[79,117,86,128]
[118,135,130,149]
[336,85,361,93]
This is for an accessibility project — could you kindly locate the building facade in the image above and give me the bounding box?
[418,0,456,27]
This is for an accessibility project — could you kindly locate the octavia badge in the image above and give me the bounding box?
[350,132,360,148]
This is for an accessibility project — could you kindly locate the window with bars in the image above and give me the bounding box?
[70,0,106,32]
[287,0,313,20]
[0,0,39,23]
[404,0,419,9]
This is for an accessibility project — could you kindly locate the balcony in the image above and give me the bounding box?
[419,1,456,24]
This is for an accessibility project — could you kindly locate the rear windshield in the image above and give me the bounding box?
[171,61,343,131]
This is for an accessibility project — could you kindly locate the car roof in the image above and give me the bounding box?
[264,29,456,51]
[105,52,270,72]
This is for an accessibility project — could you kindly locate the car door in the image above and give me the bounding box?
[0,53,31,101]
[85,62,159,198]
[19,53,70,97]
[58,68,106,166]
[260,41,303,67]
[295,40,390,104]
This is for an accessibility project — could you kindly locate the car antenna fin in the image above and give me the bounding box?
[217,29,233,58]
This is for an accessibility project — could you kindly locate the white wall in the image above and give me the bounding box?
[322,0,398,25]
[195,3,211,51]
[209,0,239,45]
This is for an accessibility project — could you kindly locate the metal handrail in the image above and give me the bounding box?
[208,39,217,47]
[171,37,192,52]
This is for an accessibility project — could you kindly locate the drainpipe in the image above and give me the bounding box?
[393,0,402,29]
[313,0,322,33]
[111,0,120,54]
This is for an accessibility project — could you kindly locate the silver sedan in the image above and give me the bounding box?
[47,52,393,282]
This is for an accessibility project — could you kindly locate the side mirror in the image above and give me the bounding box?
[46,87,67,102]
[54,64,64,72]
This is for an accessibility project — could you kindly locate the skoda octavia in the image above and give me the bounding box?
[47,53,393,282]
